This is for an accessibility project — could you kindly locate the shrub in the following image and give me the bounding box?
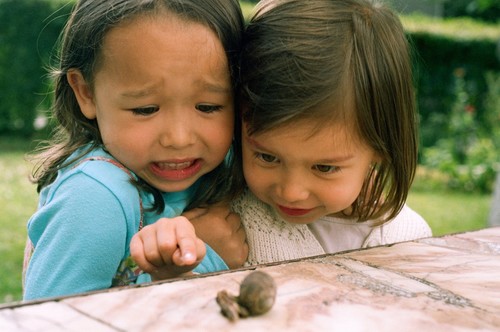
[444,0,500,23]
[0,0,71,138]
[422,69,500,193]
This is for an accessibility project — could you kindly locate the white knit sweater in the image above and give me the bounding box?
[231,190,432,266]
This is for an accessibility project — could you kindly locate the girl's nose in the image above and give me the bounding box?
[276,174,309,203]
[159,113,195,149]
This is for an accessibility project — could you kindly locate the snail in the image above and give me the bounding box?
[216,271,277,322]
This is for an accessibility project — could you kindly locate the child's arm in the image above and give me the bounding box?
[24,173,139,300]
[183,202,248,269]
[130,216,206,281]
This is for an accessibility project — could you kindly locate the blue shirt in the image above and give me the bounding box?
[23,147,227,301]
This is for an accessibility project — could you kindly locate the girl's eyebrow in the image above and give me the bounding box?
[316,155,354,163]
[246,136,266,150]
[120,81,229,99]
[121,86,157,99]
[200,80,230,94]
[247,136,354,163]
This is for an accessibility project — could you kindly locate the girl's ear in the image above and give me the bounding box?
[67,69,97,120]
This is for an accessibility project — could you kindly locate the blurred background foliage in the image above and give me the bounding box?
[0,0,71,138]
[443,0,500,22]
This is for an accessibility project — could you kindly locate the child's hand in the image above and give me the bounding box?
[130,216,206,281]
[183,203,248,269]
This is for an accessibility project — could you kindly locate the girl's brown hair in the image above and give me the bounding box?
[240,0,418,223]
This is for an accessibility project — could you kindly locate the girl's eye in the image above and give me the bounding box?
[257,153,278,163]
[314,164,339,173]
[131,106,159,116]
[196,104,223,113]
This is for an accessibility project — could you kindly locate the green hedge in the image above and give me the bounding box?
[0,0,72,138]
[411,32,500,148]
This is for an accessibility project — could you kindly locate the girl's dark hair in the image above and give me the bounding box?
[31,0,245,212]
[240,0,418,224]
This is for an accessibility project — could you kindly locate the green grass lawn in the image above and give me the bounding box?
[0,139,38,304]
[0,138,492,304]
[408,189,489,236]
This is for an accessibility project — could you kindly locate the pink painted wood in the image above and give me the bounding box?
[1,227,499,331]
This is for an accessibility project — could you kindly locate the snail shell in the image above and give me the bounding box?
[237,271,277,316]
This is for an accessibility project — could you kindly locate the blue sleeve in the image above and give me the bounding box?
[193,244,228,274]
[24,173,129,301]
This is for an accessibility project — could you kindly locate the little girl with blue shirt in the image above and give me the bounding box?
[23,0,246,300]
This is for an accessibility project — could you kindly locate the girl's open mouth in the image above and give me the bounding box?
[150,159,202,181]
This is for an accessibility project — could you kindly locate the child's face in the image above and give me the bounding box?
[69,15,234,192]
[242,120,378,224]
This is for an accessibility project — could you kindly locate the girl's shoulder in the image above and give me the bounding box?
[65,146,136,188]
[363,204,432,247]
[41,147,141,209]
[31,147,143,241]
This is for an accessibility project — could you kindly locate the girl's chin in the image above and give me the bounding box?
[142,176,197,193]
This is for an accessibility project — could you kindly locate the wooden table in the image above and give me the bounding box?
[1,227,499,331]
